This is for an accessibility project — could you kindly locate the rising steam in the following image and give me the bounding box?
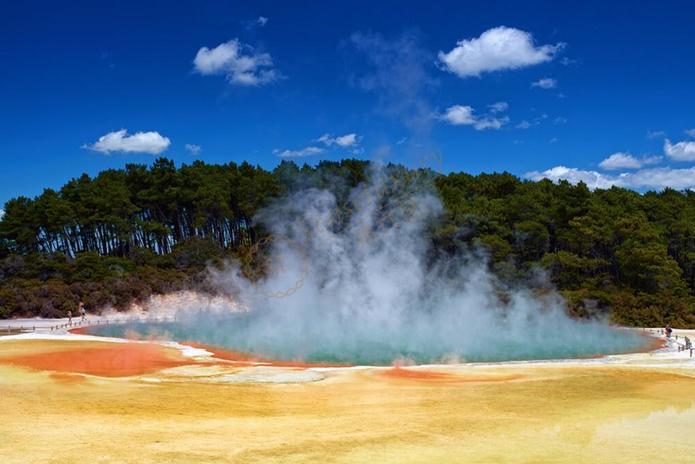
[102,164,646,364]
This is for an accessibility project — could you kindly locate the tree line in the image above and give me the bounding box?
[0,158,279,257]
[1,158,694,327]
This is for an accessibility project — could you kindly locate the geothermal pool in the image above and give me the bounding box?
[86,315,650,365]
[79,177,653,366]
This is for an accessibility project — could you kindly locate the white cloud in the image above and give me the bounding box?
[441,104,508,130]
[278,132,362,159]
[257,16,268,26]
[273,146,324,158]
[526,165,695,191]
[317,133,360,148]
[83,129,171,155]
[664,139,695,161]
[531,77,557,89]
[625,167,695,190]
[185,144,201,156]
[598,152,661,170]
[488,101,509,113]
[526,166,618,190]
[438,26,562,78]
[441,105,476,125]
[474,116,509,130]
[193,39,279,86]
[516,120,532,129]
[599,153,641,170]
[685,128,695,137]
[0,209,4,220]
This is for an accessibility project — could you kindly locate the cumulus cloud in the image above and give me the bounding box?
[317,133,360,148]
[277,132,363,159]
[526,165,695,191]
[257,16,268,26]
[531,77,557,89]
[624,167,695,190]
[664,139,695,161]
[441,104,509,130]
[526,166,619,190]
[438,26,563,78]
[685,128,695,137]
[598,152,661,170]
[488,101,509,113]
[474,116,509,130]
[83,129,171,155]
[599,153,641,170]
[531,141,695,189]
[185,144,202,156]
[441,105,476,125]
[274,146,324,158]
[193,39,279,86]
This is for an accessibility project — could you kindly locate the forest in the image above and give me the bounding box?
[1,157,694,327]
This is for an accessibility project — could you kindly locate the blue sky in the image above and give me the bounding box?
[2,0,695,206]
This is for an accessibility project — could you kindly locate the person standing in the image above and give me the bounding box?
[79,302,86,322]
[67,310,72,325]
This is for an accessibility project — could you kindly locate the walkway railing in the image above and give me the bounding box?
[645,328,693,357]
[0,326,32,335]
[0,315,177,335]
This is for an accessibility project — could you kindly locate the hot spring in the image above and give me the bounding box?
[88,166,651,365]
[88,316,648,365]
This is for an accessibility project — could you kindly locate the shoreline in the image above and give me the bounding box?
[0,288,688,375]
[0,317,690,374]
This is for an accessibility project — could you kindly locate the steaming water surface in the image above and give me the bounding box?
[89,168,650,365]
[87,317,648,365]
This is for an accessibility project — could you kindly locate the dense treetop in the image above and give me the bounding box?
[1,158,693,327]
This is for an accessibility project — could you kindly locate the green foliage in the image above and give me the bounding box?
[436,173,695,327]
[1,158,695,327]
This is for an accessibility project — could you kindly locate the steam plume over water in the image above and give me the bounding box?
[96,165,646,364]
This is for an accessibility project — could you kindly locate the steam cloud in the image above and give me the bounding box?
[109,164,646,364]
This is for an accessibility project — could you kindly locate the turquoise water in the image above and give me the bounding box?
[86,313,650,365]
